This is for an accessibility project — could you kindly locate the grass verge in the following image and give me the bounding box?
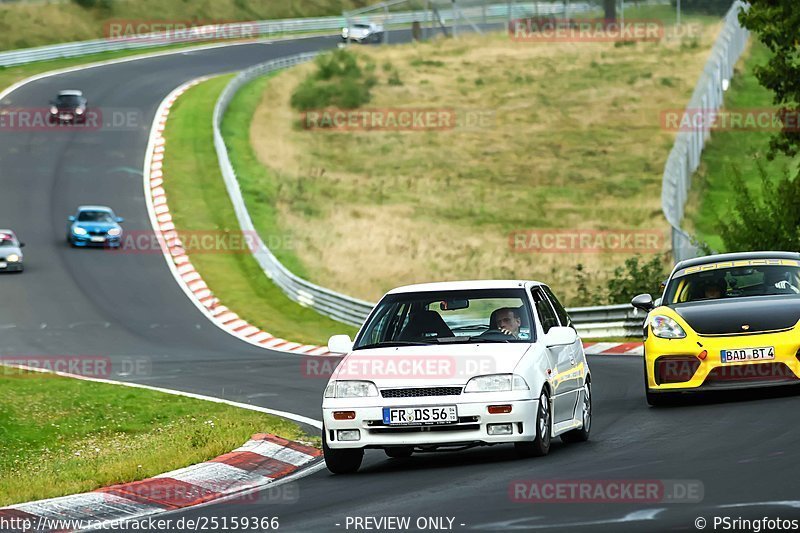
[161,75,358,345]
[0,368,316,507]
[685,41,800,251]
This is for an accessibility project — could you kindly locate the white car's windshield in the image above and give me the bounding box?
[354,288,535,349]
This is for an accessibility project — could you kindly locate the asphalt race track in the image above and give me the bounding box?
[3,30,800,532]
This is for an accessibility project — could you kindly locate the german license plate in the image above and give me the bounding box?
[382,405,458,426]
[721,346,775,363]
[90,236,106,243]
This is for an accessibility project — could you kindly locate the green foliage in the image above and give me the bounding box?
[606,254,670,303]
[290,50,376,111]
[716,165,800,252]
[572,255,669,306]
[71,0,112,9]
[387,69,403,86]
[739,0,800,159]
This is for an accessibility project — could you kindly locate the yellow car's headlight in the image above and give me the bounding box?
[651,315,686,339]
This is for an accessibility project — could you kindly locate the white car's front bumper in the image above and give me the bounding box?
[323,395,539,449]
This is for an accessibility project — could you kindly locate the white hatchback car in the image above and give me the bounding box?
[322,280,591,474]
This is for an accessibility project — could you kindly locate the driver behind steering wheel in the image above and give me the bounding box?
[490,307,522,338]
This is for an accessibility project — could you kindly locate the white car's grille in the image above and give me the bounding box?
[380,387,462,398]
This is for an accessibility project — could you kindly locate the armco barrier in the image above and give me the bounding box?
[661,1,749,262]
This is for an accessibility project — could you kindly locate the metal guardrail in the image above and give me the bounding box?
[568,304,646,338]
[0,2,556,68]
[213,52,375,327]
[661,1,749,262]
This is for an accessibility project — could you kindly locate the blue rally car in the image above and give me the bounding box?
[67,206,124,248]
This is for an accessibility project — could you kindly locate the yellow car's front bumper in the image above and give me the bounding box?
[644,328,800,392]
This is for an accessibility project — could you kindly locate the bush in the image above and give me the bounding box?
[606,254,670,303]
[290,49,376,112]
[571,255,669,306]
[716,165,800,252]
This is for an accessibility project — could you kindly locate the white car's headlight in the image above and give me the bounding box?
[651,315,687,339]
[6,254,19,262]
[72,227,87,235]
[325,380,378,398]
[107,228,122,236]
[464,374,529,393]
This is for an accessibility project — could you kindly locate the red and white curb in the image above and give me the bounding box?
[143,78,332,357]
[583,341,643,356]
[0,434,320,532]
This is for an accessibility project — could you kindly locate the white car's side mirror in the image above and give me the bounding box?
[544,326,578,347]
[328,334,354,355]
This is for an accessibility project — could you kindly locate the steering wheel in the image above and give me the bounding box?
[478,328,516,339]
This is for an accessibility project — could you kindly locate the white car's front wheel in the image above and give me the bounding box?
[515,388,551,458]
[323,429,364,474]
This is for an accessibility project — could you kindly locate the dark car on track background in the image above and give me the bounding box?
[49,90,88,124]
[67,205,124,248]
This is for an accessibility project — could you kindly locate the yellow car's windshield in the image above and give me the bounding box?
[664,261,800,304]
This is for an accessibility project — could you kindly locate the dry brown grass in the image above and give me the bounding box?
[249,24,721,305]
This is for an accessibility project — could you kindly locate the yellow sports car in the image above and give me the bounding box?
[632,252,800,406]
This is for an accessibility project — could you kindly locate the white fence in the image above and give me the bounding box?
[661,1,750,261]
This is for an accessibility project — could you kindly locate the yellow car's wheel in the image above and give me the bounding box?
[644,356,677,407]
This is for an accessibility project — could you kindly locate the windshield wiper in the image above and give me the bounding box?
[354,341,431,350]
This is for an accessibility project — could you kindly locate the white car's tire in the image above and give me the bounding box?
[515,388,551,458]
[323,429,363,474]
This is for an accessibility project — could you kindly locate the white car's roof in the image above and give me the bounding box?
[387,280,543,294]
[58,90,83,96]
[0,229,15,238]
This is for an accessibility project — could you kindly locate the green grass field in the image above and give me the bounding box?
[685,41,800,251]
[0,368,315,506]
[161,75,358,345]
